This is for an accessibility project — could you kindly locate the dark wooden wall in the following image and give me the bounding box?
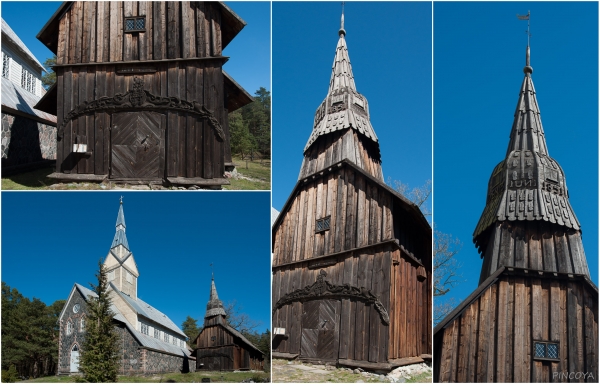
[56,2,223,65]
[195,324,263,371]
[55,62,224,178]
[479,221,590,284]
[299,129,383,181]
[274,165,429,267]
[435,275,598,383]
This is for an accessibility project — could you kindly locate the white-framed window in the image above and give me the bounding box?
[2,52,10,79]
[66,320,73,335]
[164,333,169,343]
[154,328,160,339]
[126,270,132,284]
[108,270,115,281]
[20,68,35,93]
[172,337,178,345]
[79,317,85,332]
[141,323,148,335]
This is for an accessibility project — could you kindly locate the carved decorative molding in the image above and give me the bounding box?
[58,77,224,141]
[273,270,390,325]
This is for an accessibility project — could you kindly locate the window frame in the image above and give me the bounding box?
[124,16,146,33]
[66,320,73,335]
[533,340,560,362]
[315,216,331,233]
[2,52,10,79]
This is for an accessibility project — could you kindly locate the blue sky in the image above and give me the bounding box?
[434,2,599,312]
[0,1,270,94]
[1,192,272,334]
[272,2,433,212]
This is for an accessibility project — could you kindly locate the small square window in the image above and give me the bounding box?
[315,216,331,233]
[533,340,559,361]
[124,17,146,33]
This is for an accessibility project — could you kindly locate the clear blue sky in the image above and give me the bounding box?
[434,2,599,313]
[272,2,432,212]
[1,192,272,333]
[0,1,270,94]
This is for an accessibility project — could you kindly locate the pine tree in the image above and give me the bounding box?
[78,261,120,382]
[181,316,200,344]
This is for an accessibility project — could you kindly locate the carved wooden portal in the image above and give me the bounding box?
[301,299,339,361]
[110,111,164,179]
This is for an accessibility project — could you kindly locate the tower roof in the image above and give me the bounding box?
[473,46,580,249]
[111,199,130,250]
[205,278,227,318]
[304,13,379,155]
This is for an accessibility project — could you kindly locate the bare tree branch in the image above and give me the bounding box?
[223,300,262,334]
[433,230,463,297]
[388,179,432,217]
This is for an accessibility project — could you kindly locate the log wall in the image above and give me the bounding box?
[194,324,264,371]
[435,275,598,383]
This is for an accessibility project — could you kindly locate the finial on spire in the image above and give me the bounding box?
[120,196,123,204]
[517,11,533,74]
[210,263,214,280]
[339,2,346,37]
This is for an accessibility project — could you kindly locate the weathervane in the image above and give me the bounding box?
[517,10,531,47]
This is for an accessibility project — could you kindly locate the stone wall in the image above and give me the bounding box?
[115,325,144,375]
[58,289,88,375]
[142,349,194,374]
[1,112,56,168]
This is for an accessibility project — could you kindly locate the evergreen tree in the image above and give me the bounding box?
[181,316,200,344]
[42,56,56,89]
[78,261,120,382]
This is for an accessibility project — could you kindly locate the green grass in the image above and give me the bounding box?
[22,371,270,383]
[1,166,57,190]
[406,371,432,383]
[226,156,270,190]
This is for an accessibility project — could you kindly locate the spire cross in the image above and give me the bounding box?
[210,263,214,280]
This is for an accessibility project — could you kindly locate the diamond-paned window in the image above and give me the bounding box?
[315,216,331,233]
[533,340,559,361]
[2,52,10,79]
[124,17,146,33]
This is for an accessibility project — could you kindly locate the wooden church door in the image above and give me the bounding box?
[300,300,339,361]
[110,111,164,179]
[70,345,80,372]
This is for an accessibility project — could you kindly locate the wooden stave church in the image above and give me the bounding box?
[34,1,253,187]
[58,201,195,375]
[433,48,598,382]
[271,14,432,370]
[191,279,265,371]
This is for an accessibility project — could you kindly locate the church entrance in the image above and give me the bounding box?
[70,345,80,373]
[300,300,340,361]
[110,111,164,180]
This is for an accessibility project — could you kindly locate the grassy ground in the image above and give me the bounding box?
[1,157,271,190]
[22,370,270,383]
[225,156,271,190]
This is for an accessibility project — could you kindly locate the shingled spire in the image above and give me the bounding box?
[205,277,227,320]
[112,197,129,250]
[300,10,382,180]
[474,46,588,283]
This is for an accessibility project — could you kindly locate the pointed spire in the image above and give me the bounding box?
[339,2,346,37]
[205,277,226,319]
[111,198,129,250]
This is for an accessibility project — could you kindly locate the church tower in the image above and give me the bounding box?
[272,11,431,370]
[434,46,598,382]
[103,199,139,299]
[204,277,227,327]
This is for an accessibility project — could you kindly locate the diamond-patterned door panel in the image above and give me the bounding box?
[111,112,162,179]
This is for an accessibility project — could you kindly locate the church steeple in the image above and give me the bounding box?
[473,45,588,283]
[104,199,139,299]
[204,277,227,326]
[300,9,383,180]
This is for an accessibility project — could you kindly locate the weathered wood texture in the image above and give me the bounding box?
[479,221,590,284]
[299,129,383,181]
[194,324,263,371]
[434,274,598,383]
[56,1,223,65]
[273,165,428,267]
[54,62,224,178]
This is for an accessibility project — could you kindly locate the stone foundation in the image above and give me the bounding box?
[1,112,56,170]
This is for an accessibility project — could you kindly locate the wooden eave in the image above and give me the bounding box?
[433,266,598,335]
[272,159,431,248]
[37,1,246,55]
[34,82,57,116]
[192,322,264,356]
[224,70,253,112]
